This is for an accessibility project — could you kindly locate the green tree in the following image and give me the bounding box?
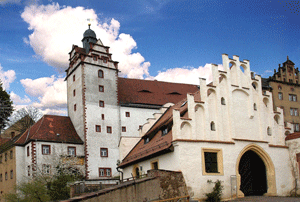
[0,81,13,131]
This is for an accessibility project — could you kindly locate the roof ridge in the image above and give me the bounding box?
[29,116,45,141]
[118,77,198,86]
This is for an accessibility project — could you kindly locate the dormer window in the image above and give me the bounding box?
[168,92,181,95]
[162,128,168,136]
[144,137,150,144]
[139,90,151,93]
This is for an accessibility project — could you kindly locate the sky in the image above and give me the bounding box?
[0,0,300,115]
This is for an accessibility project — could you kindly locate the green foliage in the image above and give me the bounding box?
[205,180,223,202]
[0,81,13,131]
[4,178,51,202]
[4,166,83,201]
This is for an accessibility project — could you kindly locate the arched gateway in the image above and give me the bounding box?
[236,144,277,197]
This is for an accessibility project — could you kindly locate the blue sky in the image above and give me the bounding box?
[0,0,300,114]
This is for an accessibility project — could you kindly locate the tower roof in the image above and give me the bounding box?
[83,26,96,39]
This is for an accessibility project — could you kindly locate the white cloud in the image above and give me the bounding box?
[10,92,31,104]
[0,64,16,90]
[150,64,223,85]
[20,75,67,113]
[21,3,150,78]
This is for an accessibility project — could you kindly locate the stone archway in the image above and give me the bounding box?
[236,144,277,197]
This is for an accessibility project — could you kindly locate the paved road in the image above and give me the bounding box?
[227,196,300,201]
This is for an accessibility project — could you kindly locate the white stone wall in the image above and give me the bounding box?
[122,141,293,200]
[15,146,25,183]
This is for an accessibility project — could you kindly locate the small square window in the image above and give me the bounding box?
[74,104,77,111]
[162,128,168,136]
[96,125,101,132]
[125,112,130,117]
[294,123,300,132]
[100,148,108,157]
[93,55,97,61]
[73,89,76,96]
[99,168,111,177]
[99,85,104,92]
[202,148,223,176]
[42,164,51,174]
[68,147,76,156]
[42,145,51,155]
[278,92,283,100]
[73,75,75,82]
[107,126,112,133]
[102,114,105,120]
[99,100,104,107]
[122,127,126,132]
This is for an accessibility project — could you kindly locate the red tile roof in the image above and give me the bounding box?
[119,91,201,168]
[285,132,300,141]
[118,78,199,106]
[15,115,83,145]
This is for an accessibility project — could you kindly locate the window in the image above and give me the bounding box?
[99,85,104,92]
[95,125,101,132]
[0,174,2,182]
[162,128,168,136]
[68,147,76,156]
[253,103,257,111]
[99,168,111,177]
[295,123,300,132]
[290,108,298,116]
[139,125,143,130]
[42,145,51,155]
[99,100,104,107]
[98,70,104,78]
[107,126,112,133]
[42,164,51,174]
[122,126,126,132]
[74,104,77,111]
[100,148,108,157]
[0,155,2,163]
[101,114,105,120]
[5,153,7,161]
[93,55,97,61]
[278,92,283,100]
[289,79,293,83]
[10,170,13,179]
[103,57,108,63]
[210,121,216,131]
[291,87,295,91]
[289,94,297,101]
[73,75,75,82]
[73,89,76,96]
[5,172,7,181]
[151,161,159,170]
[267,127,272,136]
[27,146,30,157]
[10,150,13,159]
[221,97,225,105]
[144,137,150,144]
[202,148,223,175]
[28,165,30,176]
[125,112,130,117]
[278,86,282,90]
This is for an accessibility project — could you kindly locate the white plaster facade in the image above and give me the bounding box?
[120,54,295,200]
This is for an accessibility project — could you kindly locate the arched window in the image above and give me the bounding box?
[135,167,140,178]
[274,115,279,124]
[267,127,272,136]
[253,103,257,111]
[210,121,216,131]
[252,83,257,90]
[221,97,225,105]
[98,70,104,78]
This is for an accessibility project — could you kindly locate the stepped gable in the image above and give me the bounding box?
[119,91,201,168]
[118,78,199,106]
[15,115,83,145]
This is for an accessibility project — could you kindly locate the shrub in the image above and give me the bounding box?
[205,180,223,202]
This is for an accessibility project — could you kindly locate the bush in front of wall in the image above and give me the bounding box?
[205,180,223,202]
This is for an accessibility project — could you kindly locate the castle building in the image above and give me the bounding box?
[119,55,295,200]
[268,57,300,132]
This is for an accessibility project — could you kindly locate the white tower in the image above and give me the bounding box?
[66,25,120,179]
